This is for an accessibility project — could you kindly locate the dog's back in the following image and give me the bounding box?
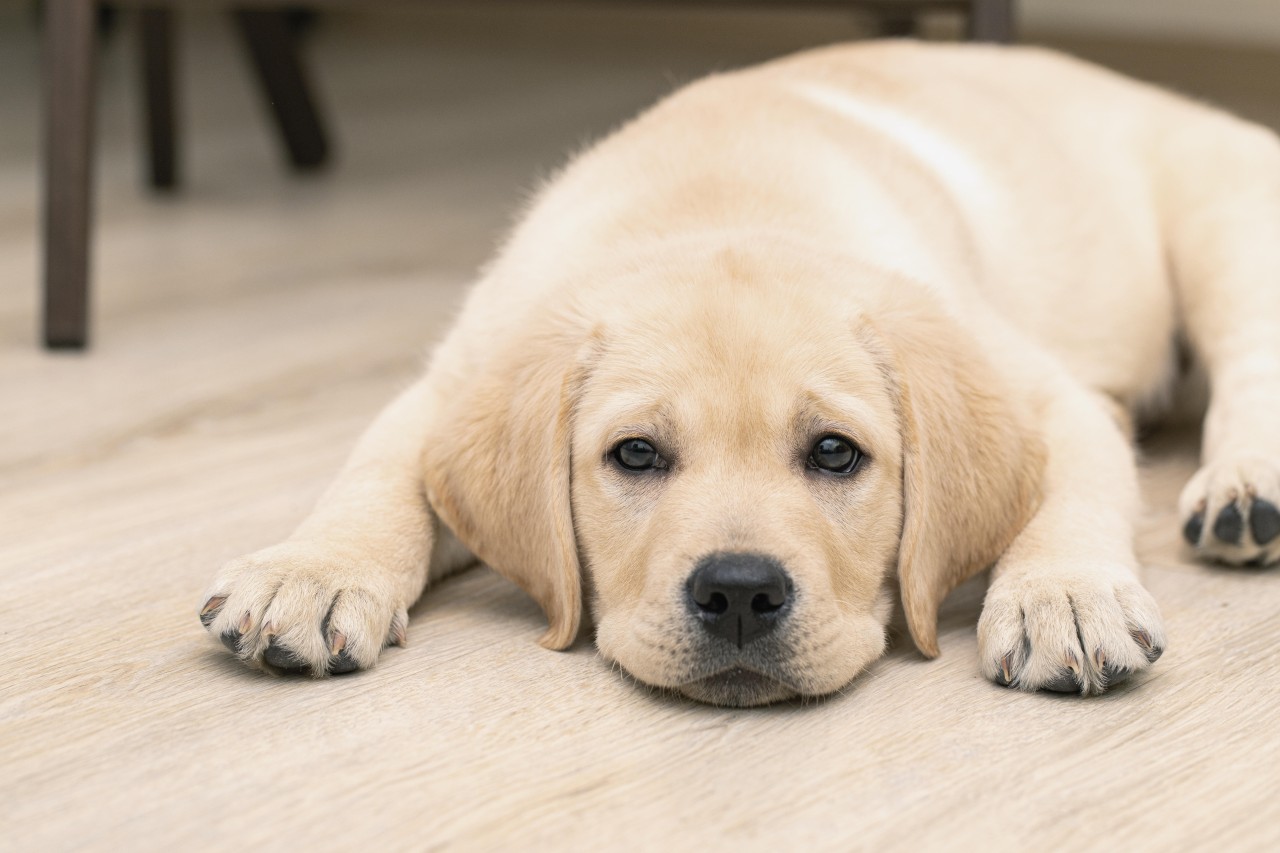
[505,42,1255,409]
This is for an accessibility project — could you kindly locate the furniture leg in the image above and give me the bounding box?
[139,6,179,189]
[233,8,330,171]
[43,0,99,349]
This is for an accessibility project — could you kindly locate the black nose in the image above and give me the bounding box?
[687,552,792,648]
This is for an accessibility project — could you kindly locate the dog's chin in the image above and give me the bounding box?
[676,667,799,707]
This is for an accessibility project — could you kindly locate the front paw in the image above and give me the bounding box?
[977,566,1165,695]
[1180,455,1280,567]
[198,541,409,676]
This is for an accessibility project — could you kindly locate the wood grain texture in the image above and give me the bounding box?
[3,7,1279,850]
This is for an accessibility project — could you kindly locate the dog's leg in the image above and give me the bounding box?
[978,377,1166,695]
[198,379,464,674]
[1158,117,1280,566]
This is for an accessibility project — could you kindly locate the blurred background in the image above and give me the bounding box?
[2,0,1279,352]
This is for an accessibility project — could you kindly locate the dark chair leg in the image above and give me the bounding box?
[43,0,99,350]
[232,8,330,171]
[139,6,179,189]
[968,0,1015,42]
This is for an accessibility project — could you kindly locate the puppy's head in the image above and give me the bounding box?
[425,242,1042,706]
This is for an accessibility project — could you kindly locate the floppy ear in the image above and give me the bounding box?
[863,297,1045,658]
[422,323,595,651]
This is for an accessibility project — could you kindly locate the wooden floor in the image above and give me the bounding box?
[3,7,1280,850]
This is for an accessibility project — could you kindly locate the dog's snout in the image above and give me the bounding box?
[688,552,792,648]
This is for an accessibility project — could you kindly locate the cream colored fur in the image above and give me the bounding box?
[200,41,1280,704]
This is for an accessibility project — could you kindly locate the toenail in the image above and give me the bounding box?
[389,617,408,648]
[1064,649,1081,676]
[1131,632,1164,663]
[994,653,1015,686]
[1129,628,1163,663]
[200,596,227,628]
[1100,663,1133,687]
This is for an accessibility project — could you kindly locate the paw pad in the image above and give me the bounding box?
[263,637,310,673]
[1249,499,1280,545]
[1039,670,1081,694]
[1212,501,1244,545]
[1185,494,1279,559]
[1180,458,1280,566]
[1182,510,1204,546]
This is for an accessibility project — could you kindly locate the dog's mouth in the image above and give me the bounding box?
[677,666,799,707]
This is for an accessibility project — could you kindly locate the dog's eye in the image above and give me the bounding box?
[613,438,662,471]
[808,435,862,474]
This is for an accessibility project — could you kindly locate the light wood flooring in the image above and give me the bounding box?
[2,7,1279,850]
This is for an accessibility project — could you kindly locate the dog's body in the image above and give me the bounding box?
[201,42,1280,705]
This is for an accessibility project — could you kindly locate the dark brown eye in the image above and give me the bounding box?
[808,435,862,474]
[613,438,661,471]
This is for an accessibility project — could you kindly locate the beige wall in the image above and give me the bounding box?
[1025,0,1280,46]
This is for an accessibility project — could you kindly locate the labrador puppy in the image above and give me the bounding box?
[199,41,1280,705]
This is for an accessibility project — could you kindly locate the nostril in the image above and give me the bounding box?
[751,592,783,614]
[700,592,729,615]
